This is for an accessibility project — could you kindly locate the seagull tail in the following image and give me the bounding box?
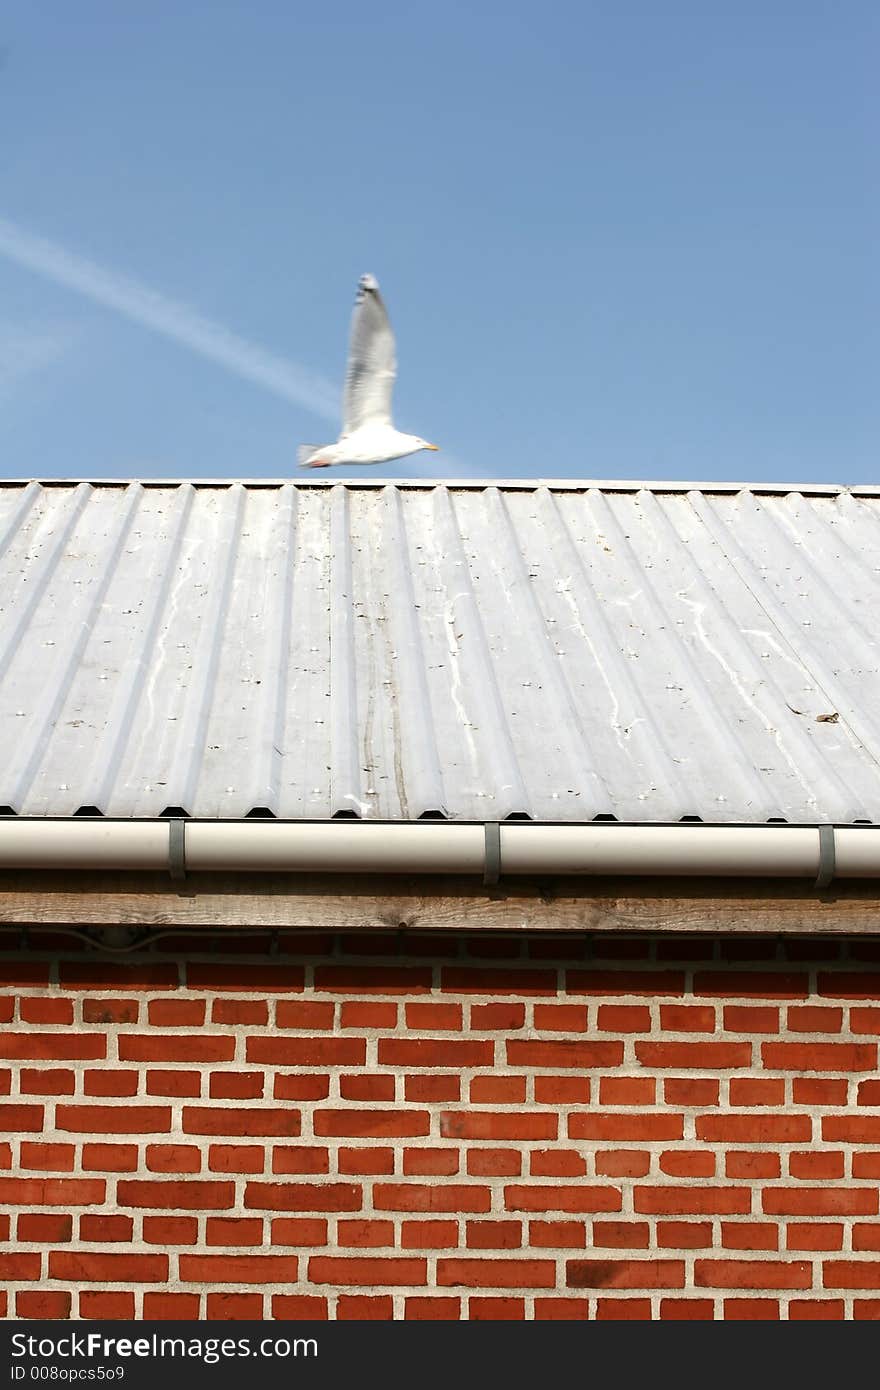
[297,444,330,468]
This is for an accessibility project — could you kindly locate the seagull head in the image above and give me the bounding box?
[412,438,439,452]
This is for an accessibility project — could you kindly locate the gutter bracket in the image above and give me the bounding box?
[814,824,835,891]
[483,821,501,887]
[168,819,187,882]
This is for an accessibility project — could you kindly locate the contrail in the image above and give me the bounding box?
[0,214,339,420]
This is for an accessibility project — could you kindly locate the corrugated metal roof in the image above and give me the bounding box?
[1,479,879,824]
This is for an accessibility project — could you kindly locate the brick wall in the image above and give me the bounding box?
[1,928,879,1321]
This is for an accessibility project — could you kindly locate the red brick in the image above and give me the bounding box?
[206,1293,264,1319]
[530,1220,585,1248]
[469,1075,526,1104]
[212,998,268,1025]
[19,1142,74,1171]
[787,1223,844,1251]
[596,1005,651,1032]
[209,1072,264,1100]
[507,1039,624,1069]
[146,1144,201,1174]
[660,1151,716,1178]
[437,1258,554,1288]
[146,1071,201,1097]
[397,1220,457,1249]
[405,1148,460,1175]
[465,1220,522,1250]
[19,998,74,1024]
[148,999,206,1026]
[50,1251,168,1281]
[117,1180,236,1209]
[789,1151,844,1179]
[723,1006,779,1033]
[208,1145,264,1174]
[533,1004,588,1031]
[659,1005,715,1032]
[723,1298,779,1319]
[855,1300,880,1318]
[82,998,139,1024]
[595,1298,653,1320]
[143,1293,201,1318]
[592,1222,650,1249]
[726,1152,781,1179]
[405,1296,461,1319]
[379,1038,494,1067]
[405,1002,463,1030]
[0,1254,42,1280]
[276,1000,335,1029]
[851,1007,880,1034]
[19,1212,73,1241]
[504,1186,621,1213]
[853,1154,880,1178]
[272,1294,328,1319]
[660,1299,714,1320]
[60,961,178,990]
[246,1182,362,1212]
[635,1187,751,1215]
[470,1003,525,1029]
[272,1147,330,1174]
[695,1259,810,1289]
[315,966,431,994]
[635,1041,751,1068]
[467,1149,522,1177]
[534,1076,590,1104]
[182,1107,300,1137]
[181,1253,297,1282]
[568,970,685,996]
[533,1298,589,1320]
[80,1214,132,1242]
[270,1218,327,1246]
[599,1077,655,1106]
[187,963,304,992]
[693,971,807,998]
[763,1188,877,1216]
[16,1291,72,1318]
[340,1002,398,1028]
[57,1104,171,1133]
[143,1216,198,1245]
[569,1113,683,1142]
[568,1259,684,1289]
[788,1300,845,1320]
[248,1037,366,1066]
[84,1069,139,1097]
[823,1262,880,1290]
[19,1068,75,1095]
[858,1080,880,1105]
[696,1115,811,1143]
[720,1222,778,1251]
[310,1255,426,1285]
[664,1077,720,1106]
[441,967,556,995]
[339,1073,396,1101]
[336,1295,393,1320]
[469,1297,525,1319]
[322,1217,389,1252]
[823,1116,880,1143]
[0,1033,105,1060]
[763,1042,877,1071]
[656,1221,712,1249]
[374,1184,491,1213]
[0,1176,105,1204]
[440,1110,556,1142]
[313,1109,428,1138]
[530,1149,586,1177]
[787,1005,843,1032]
[595,1151,651,1178]
[82,1144,138,1173]
[794,1078,848,1105]
[121,1033,232,1063]
[405,1075,461,1102]
[79,1291,136,1319]
[273,1075,331,1101]
[818,971,880,999]
[729,1078,786,1106]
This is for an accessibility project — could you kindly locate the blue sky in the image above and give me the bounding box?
[0,1,876,484]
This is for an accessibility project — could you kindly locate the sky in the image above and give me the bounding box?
[0,1,877,485]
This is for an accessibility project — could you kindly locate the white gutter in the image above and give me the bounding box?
[0,820,878,881]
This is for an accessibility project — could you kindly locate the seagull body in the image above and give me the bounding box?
[298,273,438,468]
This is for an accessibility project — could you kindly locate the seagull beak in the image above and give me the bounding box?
[424,443,440,451]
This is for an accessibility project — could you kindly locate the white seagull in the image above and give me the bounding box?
[298,273,439,467]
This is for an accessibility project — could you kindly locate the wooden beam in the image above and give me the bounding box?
[0,871,877,934]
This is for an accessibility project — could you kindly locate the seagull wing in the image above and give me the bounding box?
[341,273,397,435]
